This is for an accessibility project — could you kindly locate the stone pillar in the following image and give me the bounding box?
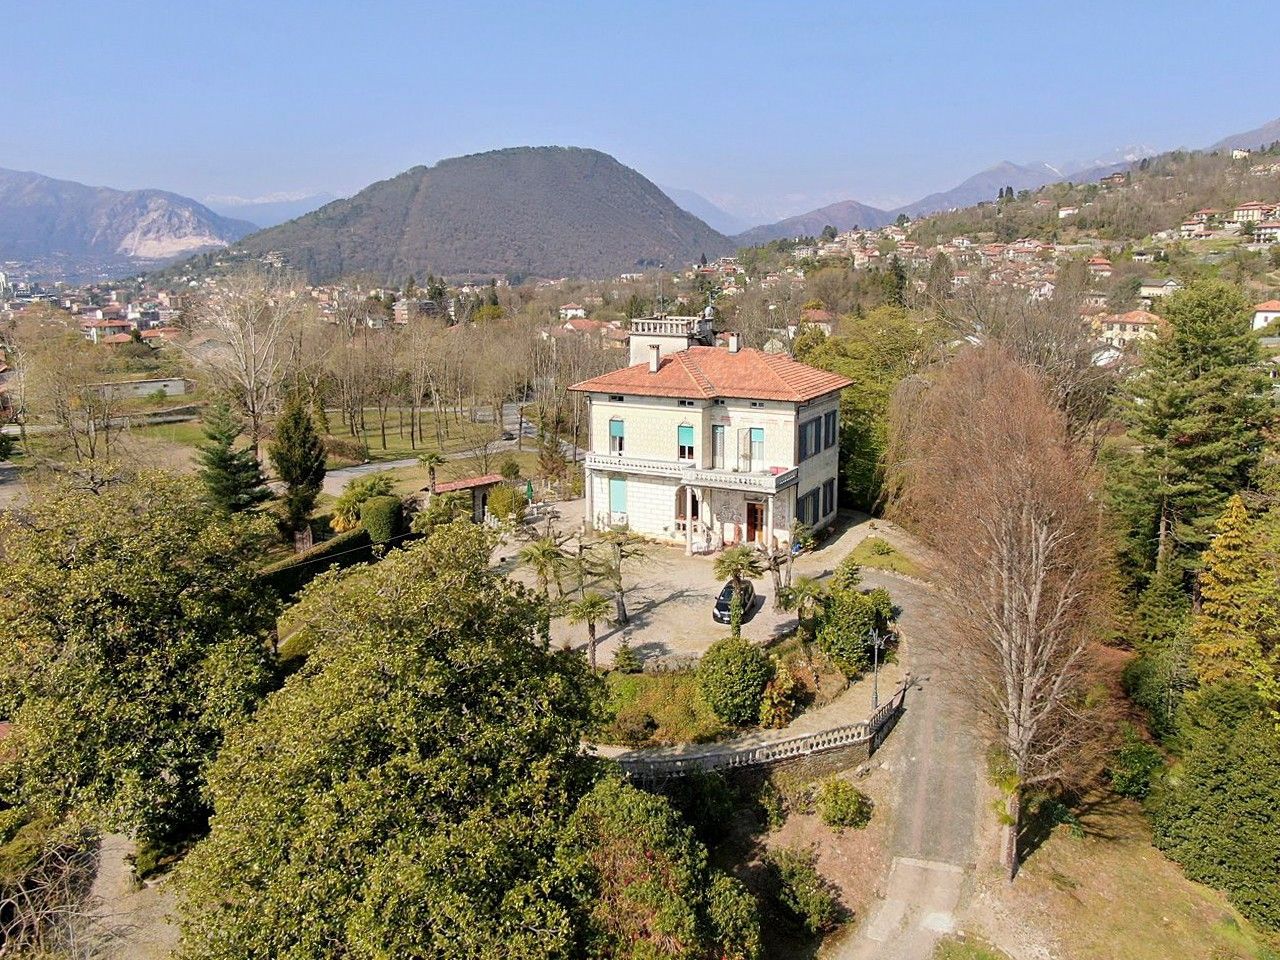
[766,494,775,551]
[584,467,593,531]
[684,484,694,555]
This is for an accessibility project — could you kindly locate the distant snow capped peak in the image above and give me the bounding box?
[1057,144,1160,176]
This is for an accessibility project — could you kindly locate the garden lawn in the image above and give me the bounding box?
[845,535,922,578]
[602,671,724,746]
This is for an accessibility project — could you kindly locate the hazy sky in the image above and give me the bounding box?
[5,0,1279,221]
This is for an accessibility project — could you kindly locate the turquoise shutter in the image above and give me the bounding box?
[678,425,694,446]
[609,476,627,513]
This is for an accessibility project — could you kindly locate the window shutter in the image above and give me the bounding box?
[678,424,694,446]
[609,419,625,438]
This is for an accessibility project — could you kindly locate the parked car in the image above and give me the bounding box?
[712,579,756,624]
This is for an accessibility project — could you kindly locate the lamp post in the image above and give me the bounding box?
[869,626,886,709]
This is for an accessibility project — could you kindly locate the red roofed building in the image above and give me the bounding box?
[427,473,504,522]
[570,322,852,554]
[1253,300,1280,331]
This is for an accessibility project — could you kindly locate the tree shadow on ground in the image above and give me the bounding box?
[1019,786,1131,867]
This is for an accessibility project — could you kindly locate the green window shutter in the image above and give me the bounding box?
[609,476,627,512]
[678,425,694,446]
[609,419,625,438]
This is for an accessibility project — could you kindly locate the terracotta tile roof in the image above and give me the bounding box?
[433,473,503,494]
[569,346,853,402]
[101,333,134,344]
[1254,300,1280,312]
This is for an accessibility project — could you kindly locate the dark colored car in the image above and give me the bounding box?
[712,579,756,624]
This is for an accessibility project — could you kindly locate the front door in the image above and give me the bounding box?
[746,501,764,544]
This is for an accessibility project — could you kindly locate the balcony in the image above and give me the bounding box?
[585,453,798,494]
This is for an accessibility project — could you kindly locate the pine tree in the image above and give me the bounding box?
[196,401,272,514]
[269,391,327,533]
[1191,495,1266,686]
[1112,281,1273,581]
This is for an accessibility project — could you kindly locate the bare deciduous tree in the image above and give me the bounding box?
[885,347,1113,879]
[187,270,304,454]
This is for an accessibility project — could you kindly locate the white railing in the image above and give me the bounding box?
[585,454,799,494]
[615,680,908,780]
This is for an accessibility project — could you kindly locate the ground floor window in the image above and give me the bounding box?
[797,488,820,526]
[822,478,836,517]
[609,476,627,515]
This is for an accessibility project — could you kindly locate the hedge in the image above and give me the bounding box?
[260,527,374,598]
[360,495,402,544]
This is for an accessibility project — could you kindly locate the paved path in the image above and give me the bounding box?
[834,575,981,960]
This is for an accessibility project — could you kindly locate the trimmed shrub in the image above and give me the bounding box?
[758,657,798,728]
[611,711,657,746]
[766,846,842,934]
[611,639,643,674]
[1107,724,1165,799]
[331,473,393,531]
[260,527,373,598]
[360,495,402,544]
[816,586,892,677]
[698,636,774,726]
[816,778,873,830]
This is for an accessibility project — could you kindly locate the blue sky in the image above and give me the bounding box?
[4,0,1279,222]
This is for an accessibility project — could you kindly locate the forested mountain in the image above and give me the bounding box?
[893,160,1066,218]
[734,199,895,245]
[225,147,733,281]
[0,167,254,267]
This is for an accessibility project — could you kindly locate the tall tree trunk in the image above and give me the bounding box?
[588,623,598,672]
[1003,791,1021,881]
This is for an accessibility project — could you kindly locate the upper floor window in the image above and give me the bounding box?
[608,394,624,402]
[749,427,764,466]
[749,400,765,409]
[678,399,696,407]
[677,424,695,461]
[609,418,625,455]
[798,418,822,460]
[823,410,839,449]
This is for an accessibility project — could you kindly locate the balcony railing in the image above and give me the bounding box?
[585,453,798,494]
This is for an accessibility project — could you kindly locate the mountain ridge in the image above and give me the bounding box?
[221,146,733,281]
[0,167,254,267]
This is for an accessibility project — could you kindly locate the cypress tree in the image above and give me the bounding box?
[1112,280,1273,582]
[269,391,327,533]
[1192,496,1266,686]
[196,401,272,514]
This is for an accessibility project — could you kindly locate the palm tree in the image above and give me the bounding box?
[566,591,613,671]
[518,536,567,598]
[418,451,447,494]
[782,575,827,637]
[714,545,765,638]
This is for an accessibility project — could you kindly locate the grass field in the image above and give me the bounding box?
[983,790,1279,960]
[934,937,1011,960]
[845,535,923,578]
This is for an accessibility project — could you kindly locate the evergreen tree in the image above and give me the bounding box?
[1110,281,1273,583]
[196,401,272,514]
[1192,496,1267,686]
[269,391,327,533]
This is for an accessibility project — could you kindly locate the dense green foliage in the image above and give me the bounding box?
[331,473,393,531]
[697,637,774,727]
[358,494,402,544]
[178,522,603,959]
[765,847,841,934]
[268,390,327,532]
[815,580,892,678]
[1106,280,1272,584]
[815,778,873,830]
[557,778,761,960]
[796,306,942,510]
[487,483,527,523]
[1106,725,1165,799]
[195,400,271,513]
[1152,685,1280,930]
[0,477,276,845]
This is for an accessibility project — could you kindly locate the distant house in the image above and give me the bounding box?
[1180,220,1208,239]
[559,303,586,320]
[1057,206,1079,219]
[1192,208,1221,224]
[1099,309,1160,348]
[1232,149,1252,160]
[1139,278,1182,300]
[1256,221,1280,243]
[1231,201,1275,223]
[1086,256,1114,279]
[80,318,133,343]
[1132,250,1155,263]
[1252,300,1280,331]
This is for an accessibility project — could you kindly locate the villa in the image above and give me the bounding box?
[570,312,852,554]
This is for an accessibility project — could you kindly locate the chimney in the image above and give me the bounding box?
[728,332,741,354]
[648,343,661,373]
